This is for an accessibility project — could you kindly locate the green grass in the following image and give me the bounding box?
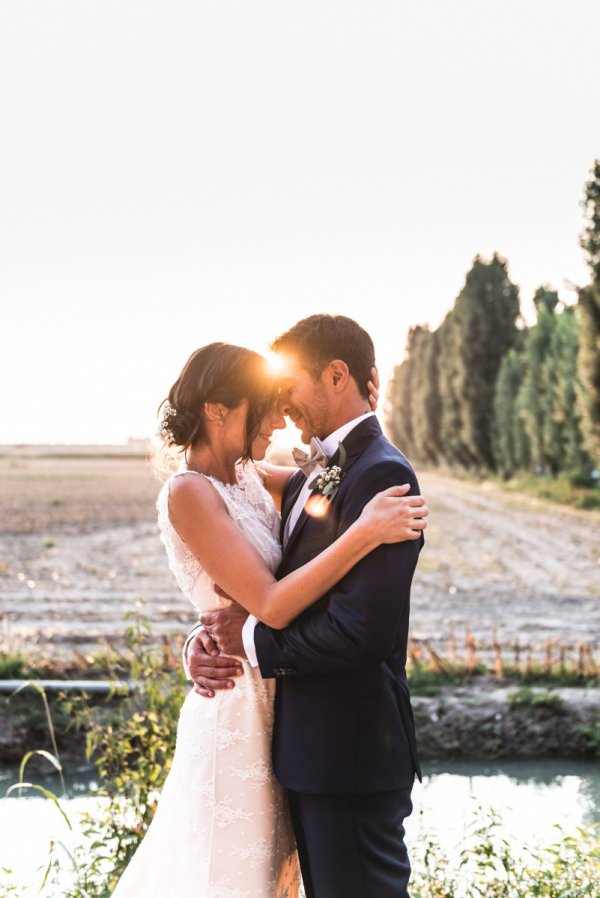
[4,646,596,692]
[408,659,599,696]
[502,664,600,688]
[496,470,600,510]
[408,662,488,696]
[507,687,566,711]
[578,720,600,756]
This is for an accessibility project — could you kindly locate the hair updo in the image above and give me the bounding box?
[158,343,279,461]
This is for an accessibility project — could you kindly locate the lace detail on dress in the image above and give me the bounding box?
[230,760,272,789]
[111,461,299,898]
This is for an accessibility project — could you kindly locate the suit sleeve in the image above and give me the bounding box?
[254,460,423,678]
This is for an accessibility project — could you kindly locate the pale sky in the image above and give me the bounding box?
[1,1,599,444]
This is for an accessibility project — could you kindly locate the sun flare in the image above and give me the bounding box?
[304,494,330,519]
[266,352,284,374]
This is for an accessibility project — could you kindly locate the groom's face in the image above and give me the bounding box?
[277,354,332,443]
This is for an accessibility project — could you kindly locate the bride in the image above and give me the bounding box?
[111,342,428,898]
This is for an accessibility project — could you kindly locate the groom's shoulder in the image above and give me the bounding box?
[351,434,420,491]
[367,432,417,474]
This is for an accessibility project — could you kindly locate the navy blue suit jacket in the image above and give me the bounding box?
[254,416,422,794]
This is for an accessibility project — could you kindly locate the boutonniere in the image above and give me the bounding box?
[308,444,347,502]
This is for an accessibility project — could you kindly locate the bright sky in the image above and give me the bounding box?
[2,1,599,444]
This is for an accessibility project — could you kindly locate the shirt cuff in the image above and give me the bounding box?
[242,614,259,668]
[182,623,204,680]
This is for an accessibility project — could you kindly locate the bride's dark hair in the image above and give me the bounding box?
[158,343,279,461]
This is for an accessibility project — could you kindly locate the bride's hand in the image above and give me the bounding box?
[367,366,380,411]
[360,485,429,543]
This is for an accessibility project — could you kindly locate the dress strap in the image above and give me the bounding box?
[170,469,206,480]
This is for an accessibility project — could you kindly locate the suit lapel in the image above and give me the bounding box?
[281,415,383,562]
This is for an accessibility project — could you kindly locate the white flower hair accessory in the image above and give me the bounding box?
[158,401,178,441]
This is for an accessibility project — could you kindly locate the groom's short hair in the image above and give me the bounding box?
[271,314,375,399]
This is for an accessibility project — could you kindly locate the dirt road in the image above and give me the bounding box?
[411,471,599,651]
[1,454,598,657]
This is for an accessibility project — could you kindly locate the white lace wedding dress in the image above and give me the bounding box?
[111,463,300,898]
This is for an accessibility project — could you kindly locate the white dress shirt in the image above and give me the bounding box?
[242,411,375,667]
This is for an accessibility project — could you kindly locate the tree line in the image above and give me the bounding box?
[386,160,600,482]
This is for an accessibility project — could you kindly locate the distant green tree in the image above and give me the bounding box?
[580,159,600,282]
[437,310,472,466]
[410,327,442,464]
[386,326,442,464]
[448,255,521,469]
[493,349,529,476]
[576,160,600,466]
[387,257,521,470]
[517,288,560,473]
[547,307,587,471]
[386,359,412,454]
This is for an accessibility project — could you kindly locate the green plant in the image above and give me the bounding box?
[502,662,599,688]
[3,623,599,897]
[494,469,600,509]
[578,720,600,757]
[408,662,487,697]
[507,687,565,711]
[0,652,28,679]
[410,808,600,897]
[1,618,186,897]
[57,616,187,896]
[577,491,600,510]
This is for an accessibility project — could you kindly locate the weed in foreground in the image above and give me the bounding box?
[1,620,599,897]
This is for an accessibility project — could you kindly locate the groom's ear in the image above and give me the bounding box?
[327,359,350,392]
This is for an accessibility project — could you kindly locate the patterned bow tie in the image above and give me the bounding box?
[292,437,329,477]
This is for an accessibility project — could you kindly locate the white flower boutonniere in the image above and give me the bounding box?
[308,444,347,502]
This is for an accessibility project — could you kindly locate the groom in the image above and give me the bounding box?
[187,314,423,897]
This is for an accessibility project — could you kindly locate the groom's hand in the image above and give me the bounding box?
[201,604,249,658]
[188,631,244,698]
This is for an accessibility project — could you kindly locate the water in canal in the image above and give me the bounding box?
[1,757,598,894]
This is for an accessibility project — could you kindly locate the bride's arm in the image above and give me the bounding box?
[168,474,427,630]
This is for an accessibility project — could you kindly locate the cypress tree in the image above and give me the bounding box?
[549,307,587,471]
[386,360,412,454]
[387,326,442,464]
[437,311,472,466]
[410,328,441,464]
[493,349,529,477]
[450,255,521,469]
[517,288,559,474]
[576,160,600,466]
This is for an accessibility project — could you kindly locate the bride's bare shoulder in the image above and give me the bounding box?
[167,472,227,519]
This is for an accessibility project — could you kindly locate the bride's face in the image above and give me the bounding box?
[251,405,286,461]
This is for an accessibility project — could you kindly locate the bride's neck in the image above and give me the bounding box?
[185,441,239,485]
